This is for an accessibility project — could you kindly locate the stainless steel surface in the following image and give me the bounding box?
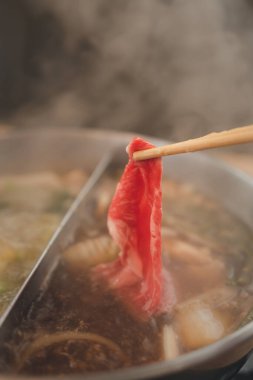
[0,128,252,380]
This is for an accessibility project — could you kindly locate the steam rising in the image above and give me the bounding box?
[8,0,253,149]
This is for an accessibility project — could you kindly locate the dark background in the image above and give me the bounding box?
[0,0,253,150]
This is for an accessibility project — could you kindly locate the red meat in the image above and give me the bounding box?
[94,137,175,318]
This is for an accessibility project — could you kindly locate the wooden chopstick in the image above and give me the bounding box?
[133,125,253,161]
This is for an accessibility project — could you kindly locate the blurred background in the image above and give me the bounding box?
[0,0,253,152]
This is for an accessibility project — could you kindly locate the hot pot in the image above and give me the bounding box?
[0,128,252,380]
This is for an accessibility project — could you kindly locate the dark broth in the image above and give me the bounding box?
[2,174,253,375]
[13,264,163,375]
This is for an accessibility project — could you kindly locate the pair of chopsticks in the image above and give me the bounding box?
[133,125,253,161]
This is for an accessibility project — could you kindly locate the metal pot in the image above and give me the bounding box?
[0,128,252,380]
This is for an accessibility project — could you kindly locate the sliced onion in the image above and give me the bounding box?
[17,330,128,369]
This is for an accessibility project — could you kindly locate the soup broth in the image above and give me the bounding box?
[2,173,253,375]
[0,170,87,315]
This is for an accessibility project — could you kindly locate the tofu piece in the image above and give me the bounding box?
[174,301,224,350]
[173,286,251,351]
